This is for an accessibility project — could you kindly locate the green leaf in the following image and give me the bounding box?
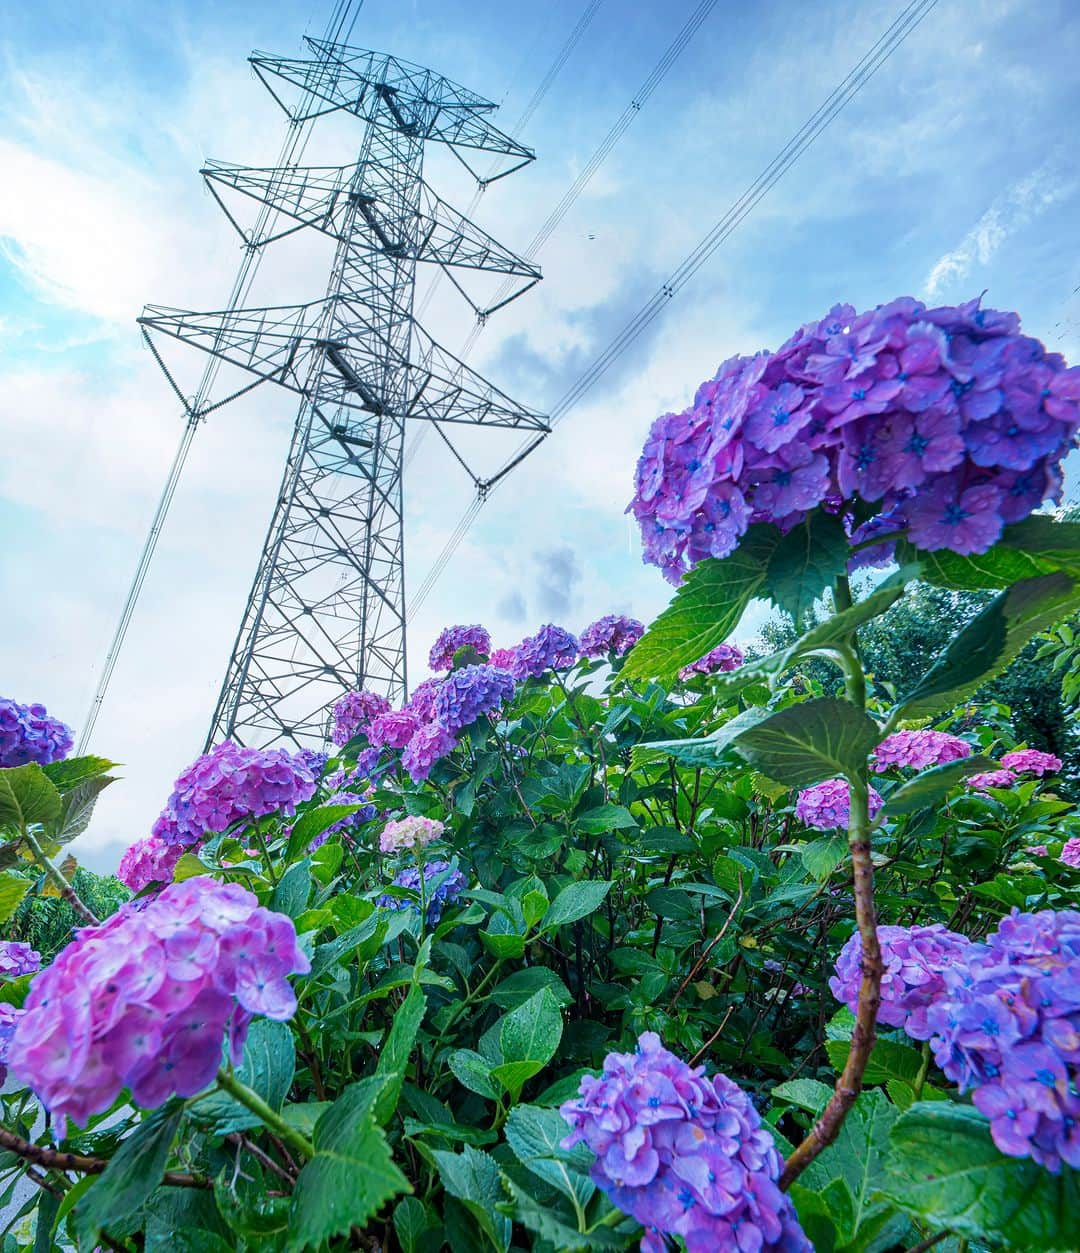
[882,754,995,816]
[0,872,29,923]
[46,775,115,845]
[432,1146,511,1252]
[193,1019,296,1136]
[763,511,849,625]
[799,835,848,881]
[541,880,612,931]
[499,988,563,1069]
[899,572,1080,718]
[622,528,780,683]
[41,756,118,790]
[0,764,62,829]
[490,967,572,1011]
[575,804,638,834]
[394,1197,436,1253]
[879,1102,1080,1250]
[491,1060,545,1096]
[825,1036,924,1087]
[915,542,1055,590]
[449,1049,499,1100]
[630,706,772,771]
[285,803,363,862]
[731,697,881,788]
[504,1104,596,1214]
[771,1078,833,1114]
[374,981,427,1125]
[287,1079,411,1251]
[75,1104,184,1245]
[499,1177,626,1250]
[270,859,312,919]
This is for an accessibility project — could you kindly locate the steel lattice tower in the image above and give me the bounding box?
[139,38,546,749]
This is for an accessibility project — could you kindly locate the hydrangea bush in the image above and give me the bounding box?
[2,294,1080,1252]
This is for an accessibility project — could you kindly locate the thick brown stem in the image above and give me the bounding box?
[22,828,98,925]
[0,1127,210,1189]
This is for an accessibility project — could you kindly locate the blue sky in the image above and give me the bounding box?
[2,0,1080,871]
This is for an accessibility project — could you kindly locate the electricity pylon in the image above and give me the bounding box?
[139,37,547,749]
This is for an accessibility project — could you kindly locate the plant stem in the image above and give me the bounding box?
[216,1068,314,1161]
[21,827,98,924]
[913,1040,932,1101]
[0,1127,208,1189]
[781,625,884,1189]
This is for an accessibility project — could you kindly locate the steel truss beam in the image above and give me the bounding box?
[138,38,544,749]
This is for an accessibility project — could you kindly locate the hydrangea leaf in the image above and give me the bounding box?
[491,967,572,1012]
[879,1102,1080,1249]
[729,697,881,788]
[622,528,780,684]
[898,571,1080,718]
[74,1103,184,1246]
[44,775,116,846]
[762,511,850,627]
[499,1177,626,1251]
[287,1078,410,1252]
[914,541,1056,590]
[449,1049,499,1100]
[630,705,773,771]
[881,754,996,816]
[498,987,564,1069]
[393,1197,439,1253]
[193,1019,296,1136]
[503,1105,597,1218]
[540,880,612,932]
[431,1146,511,1253]
[40,756,119,791]
[799,834,848,881]
[285,803,364,862]
[0,872,30,924]
[269,858,312,919]
[0,763,63,830]
[374,980,427,1125]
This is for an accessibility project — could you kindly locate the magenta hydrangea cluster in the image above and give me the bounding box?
[578,615,645,659]
[0,698,74,768]
[678,642,745,681]
[966,768,1017,791]
[117,834,186,894]
[8,876,309,1129]
[795,777,884,830]
[0,941,41,979]
[505,624,580,680]
[294,748,329,778]
[872,728,972,771]
[434,664,516,734]
[428,624,492,671]
[926,909,1080,1171]
[331,689,392,746]
[404,679,444,723]
[1060,838,1080,868]
[377,859,466,925]
[830,923,971,1039]
[368,709,421,749]
[629,296,1080,583]
[560,1032,810,1253]
[1000,748,1062,776]
[0,1003,24,1086]
[401,721,458,783]
[152,742,317,847]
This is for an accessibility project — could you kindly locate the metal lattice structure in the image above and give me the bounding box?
[139,38,546,749]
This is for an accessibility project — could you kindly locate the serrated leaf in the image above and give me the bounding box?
[763,511,849,625]
[630,706,773,771]
[500,1177,626,1250]
[449,1049,499,1100]
[799,835,848,881]
[882,754,995,816]
[432,1146,510,1252]
[193,1020,296,1135]
[879,1102,1080,1249]
[0,872,30,923]
[899,572,1080,718]
[504,1104,595,1215]
[41,756,118,790]
[622,528,780,683]
[46,775,115,845]
[285,804,363,863]
[375,981,427,1125]
[491,967,572,1012]
[0,764,63,829]
[541,880,612,931]
[394,1197,435,1253]
[499,988,563,1069]
[771,1078,833,1114]
[731,697,881,788]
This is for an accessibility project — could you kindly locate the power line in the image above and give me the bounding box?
[76,0,365,754]
[406,0,939,618]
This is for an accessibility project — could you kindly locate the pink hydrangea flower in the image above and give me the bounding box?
[795,777,884,830]
[401,722,458,783]
[966,769,1018,791]
[578,615,645,659]
[872,729,971,771]
[8,877,309,1130]
[428,624,491,671]
[1060,838,1080,868]
[380,815,445,854]
[117,835,186,894]
[332,689,392,746]
[0,942,41,979]
[489,647,520,671]
[367,709,421,749]
[1000,748,1063,776]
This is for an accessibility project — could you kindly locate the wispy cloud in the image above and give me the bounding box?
[924,160,1075,298]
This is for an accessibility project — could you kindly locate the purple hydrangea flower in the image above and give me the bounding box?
[1059,838,1080,868]
[331,689,392,746]
[428,624,492,671]
[1000,748,1062,777]
[401,722,458,783]
[152,742,317,848]
[117,835,186,894]
[579,615,646,659]
[927,909,1080,1171]
[678,642,745,681]
[403,678,444,723]
[506,625,580,679]
[560,1032,811,1252]
[872,729,972,772]
[309,790,376,849]
[0,942,41,979]
[0,698,74,767]
[377,859,466,925]
[795,777,884,830]
[0,1003,24,1086]
[489,646,520,671]
[628,298,1080,581]
[293,748,329,779]
[966,768,1018,792]
[8,876,309,1130]
[830,923,971,1039]
[433,664,516,734]
[367,709,422,749]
